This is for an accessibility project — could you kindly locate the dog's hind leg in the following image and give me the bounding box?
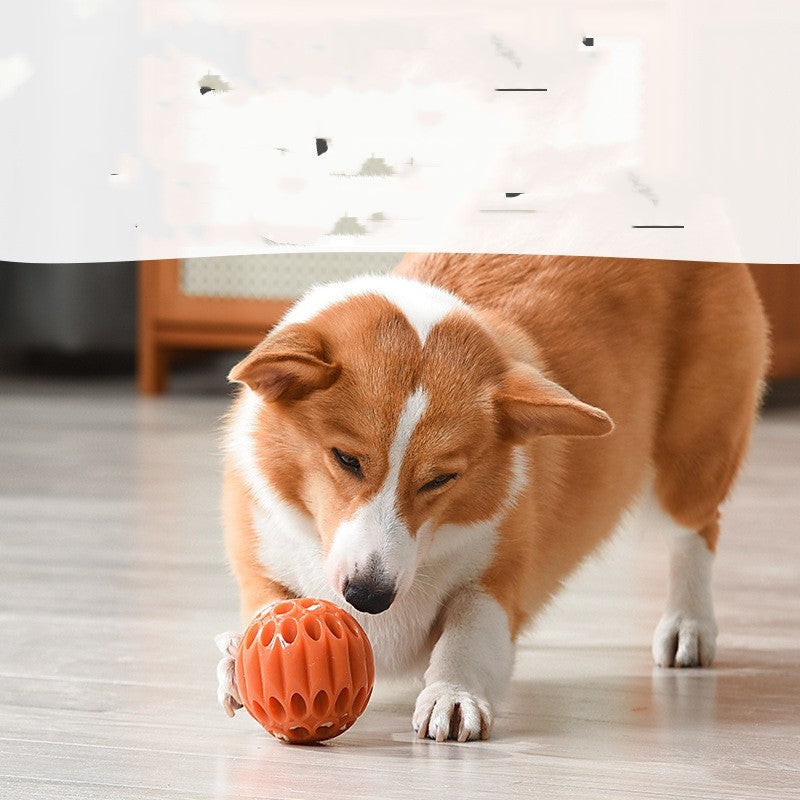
[648,502,719,668]
[649,266,768,667]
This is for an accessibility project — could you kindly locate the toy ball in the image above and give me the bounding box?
[235,597,375,744]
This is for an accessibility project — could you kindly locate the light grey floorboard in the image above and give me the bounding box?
[0,377,798,799]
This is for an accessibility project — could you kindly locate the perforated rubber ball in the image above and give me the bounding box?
[235,598,375,743]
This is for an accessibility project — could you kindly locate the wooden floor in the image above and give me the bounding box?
[1,374,798,800]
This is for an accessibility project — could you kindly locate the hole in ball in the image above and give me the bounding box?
[312,689,329,717]
[303,616,322,641]
[250,699,269,726]
[243,623,259,649]
[280,617,298,644]
[289,725,310,741]
[259,619,276,647]
[290,692,307,718]
[353,686,367,716]
[335,687,351,715]
[324,614,343,639]
[268,696,286,722]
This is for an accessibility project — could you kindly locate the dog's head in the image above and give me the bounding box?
[229,276,612,614]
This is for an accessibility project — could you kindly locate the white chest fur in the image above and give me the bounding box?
[252,506,497,676]
[248,447,528,678]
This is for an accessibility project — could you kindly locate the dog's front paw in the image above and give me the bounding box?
[215,631,243,717]
[412,681,493,742]
[652,612,718,668]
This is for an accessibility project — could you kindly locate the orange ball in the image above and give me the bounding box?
[235,597,375,743]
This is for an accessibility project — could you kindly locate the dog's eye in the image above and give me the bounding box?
[331,447,363,478]
[419,473,459,493]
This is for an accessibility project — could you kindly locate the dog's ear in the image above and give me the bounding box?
[228,325,340,401]
[495,362,614,440]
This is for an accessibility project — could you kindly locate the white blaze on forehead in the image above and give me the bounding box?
[327,387,429,594]
[382,387,429,506]
[276,274,468,346]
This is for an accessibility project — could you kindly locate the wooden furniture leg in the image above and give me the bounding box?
[137,261,170,395]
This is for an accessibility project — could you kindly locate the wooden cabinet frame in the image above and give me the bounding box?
[137,259,290,394]
[137,260,800,394]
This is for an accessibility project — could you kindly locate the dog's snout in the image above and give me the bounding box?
[343,575,396,615]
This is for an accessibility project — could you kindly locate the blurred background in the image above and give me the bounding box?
[1,259,798,402]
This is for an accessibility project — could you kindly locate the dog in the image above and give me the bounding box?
[215,254,769,741]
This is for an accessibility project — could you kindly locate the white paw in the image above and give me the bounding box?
[215,631,243,717]
[652,612,718,668]
[412,681,493,742]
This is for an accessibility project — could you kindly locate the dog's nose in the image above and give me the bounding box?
[343,576,396,614]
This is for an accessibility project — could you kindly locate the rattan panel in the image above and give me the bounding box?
[181,253,404,299]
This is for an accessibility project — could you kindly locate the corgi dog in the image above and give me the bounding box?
[215,254,769,742]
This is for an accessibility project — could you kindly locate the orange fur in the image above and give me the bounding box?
[392,255,769,632]
[223,254,769,639]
